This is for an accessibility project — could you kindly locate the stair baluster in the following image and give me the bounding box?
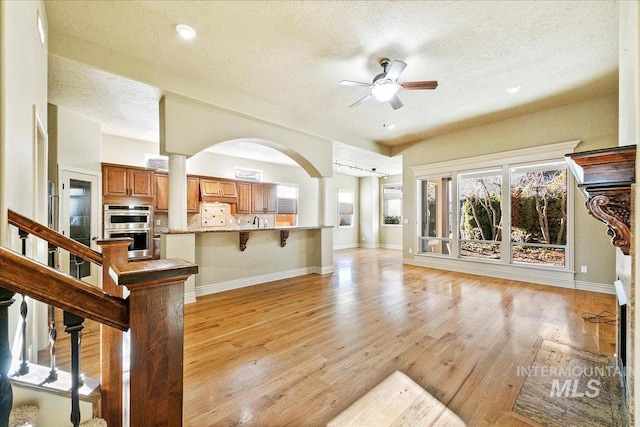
[64,311,84,427]
[47,304,58,381]
[17,230,29,376]
[0,288,16,427]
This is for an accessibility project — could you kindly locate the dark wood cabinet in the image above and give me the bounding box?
[103,164,154,204]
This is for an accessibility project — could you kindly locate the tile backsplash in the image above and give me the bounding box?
[154,202,275,232]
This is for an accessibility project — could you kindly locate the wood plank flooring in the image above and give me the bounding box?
[182,248,616,426]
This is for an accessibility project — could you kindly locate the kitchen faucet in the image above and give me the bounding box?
[253,216,260,228]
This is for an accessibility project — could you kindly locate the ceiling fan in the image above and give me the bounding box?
[340,58,438,110]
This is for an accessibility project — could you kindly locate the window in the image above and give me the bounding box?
[458,170,502,260]
[276,184,298,227]
[510,163,567,267]
[338,190,354,227]
[382,184,403,225]
[419,177,452,255]
[414,140,577,271]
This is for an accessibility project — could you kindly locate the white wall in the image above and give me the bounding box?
[398,95,618,287]
[49,104,101,175]
[359,176,380,248]
[0,0,49,370]
[101,133,158,167]
[379,174,403,249]
[1,0,49,249]
[331,173,359,249]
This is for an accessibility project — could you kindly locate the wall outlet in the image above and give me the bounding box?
[580,265,588,273]
[156,219,161,226]
[403,218,409,224]
[362,236,365,241]
[409,248,413,254]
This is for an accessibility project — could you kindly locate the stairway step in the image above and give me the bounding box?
[9,359,101,408]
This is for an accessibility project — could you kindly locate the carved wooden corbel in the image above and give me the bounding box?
[239,231,250,252]
[583,185,632,255]
[565,145,635,255]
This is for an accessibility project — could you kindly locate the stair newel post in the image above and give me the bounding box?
[18,229,29,376]
[110,259,198,427]
[64,311,84,427]
[96,238,131,427]
[0,288,16,427]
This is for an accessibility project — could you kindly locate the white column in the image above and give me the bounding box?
[168,154,187,231]
[317,176,330,226]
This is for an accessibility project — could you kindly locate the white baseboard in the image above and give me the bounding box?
[334,244,359,250]
[575,280,615,294]
[196,267,324,296]
[403,256,576,289]
[379,244,402,250]
[184,291,197,304]
[359,243,379,249]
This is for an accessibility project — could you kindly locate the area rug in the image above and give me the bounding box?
[512,340,626,427]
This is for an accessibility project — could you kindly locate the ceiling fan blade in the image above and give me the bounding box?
[349,94,373,108]
[340,80,373,87]
[385,60,407,81]
[388,94,403,110]
[402,80,438,90]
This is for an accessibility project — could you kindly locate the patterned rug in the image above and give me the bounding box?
[513,340,627,427]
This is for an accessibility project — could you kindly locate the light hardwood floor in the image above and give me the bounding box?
[182,248,616,426]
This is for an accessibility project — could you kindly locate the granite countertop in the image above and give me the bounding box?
[156,225,332,235]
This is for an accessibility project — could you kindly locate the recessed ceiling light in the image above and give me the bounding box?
[176,24,196,40]
[384,123,396,130]
[506,84,522,94]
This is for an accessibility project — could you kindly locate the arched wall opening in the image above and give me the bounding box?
[160,94,332,178]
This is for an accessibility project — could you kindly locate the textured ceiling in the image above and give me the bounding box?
[45,0,619,176]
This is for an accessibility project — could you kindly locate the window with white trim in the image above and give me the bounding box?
[338,189,354,227]
[382,183,403,225]
[276,184,298,227]
[414,141,576,271]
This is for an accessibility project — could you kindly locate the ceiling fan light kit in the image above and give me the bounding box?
[340,58,437,110]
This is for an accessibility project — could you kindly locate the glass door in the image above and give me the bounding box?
[59,167,100,286]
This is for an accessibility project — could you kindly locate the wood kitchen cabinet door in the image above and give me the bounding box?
[129,169,154,198]
[156,174,199,212]
[220,181,238,198]
[251,183,278,214]
[186,176,199,212]
[103,165,130,198]
[155,174,169,211]
[264,184,277,213]
[200,179,222,198]
[236,182,251,214]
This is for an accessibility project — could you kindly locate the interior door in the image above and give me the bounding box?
[59,167,100,286]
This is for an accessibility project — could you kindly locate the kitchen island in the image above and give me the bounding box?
[159,226,334,301]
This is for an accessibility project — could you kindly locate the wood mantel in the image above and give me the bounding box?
[565,145,636,255]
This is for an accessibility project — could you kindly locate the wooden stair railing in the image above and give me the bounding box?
[8,209,103,266]
[3,209,198,426]
[0,246,197,426]
[8,209,127,426]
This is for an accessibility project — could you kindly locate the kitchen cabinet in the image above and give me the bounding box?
[200,178,238,203]
[236,182,251,214]
[251,183,277,214]
[102,163,154,204]
[155,174,199,213]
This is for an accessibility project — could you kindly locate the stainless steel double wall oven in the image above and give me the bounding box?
[103,205,152,259]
